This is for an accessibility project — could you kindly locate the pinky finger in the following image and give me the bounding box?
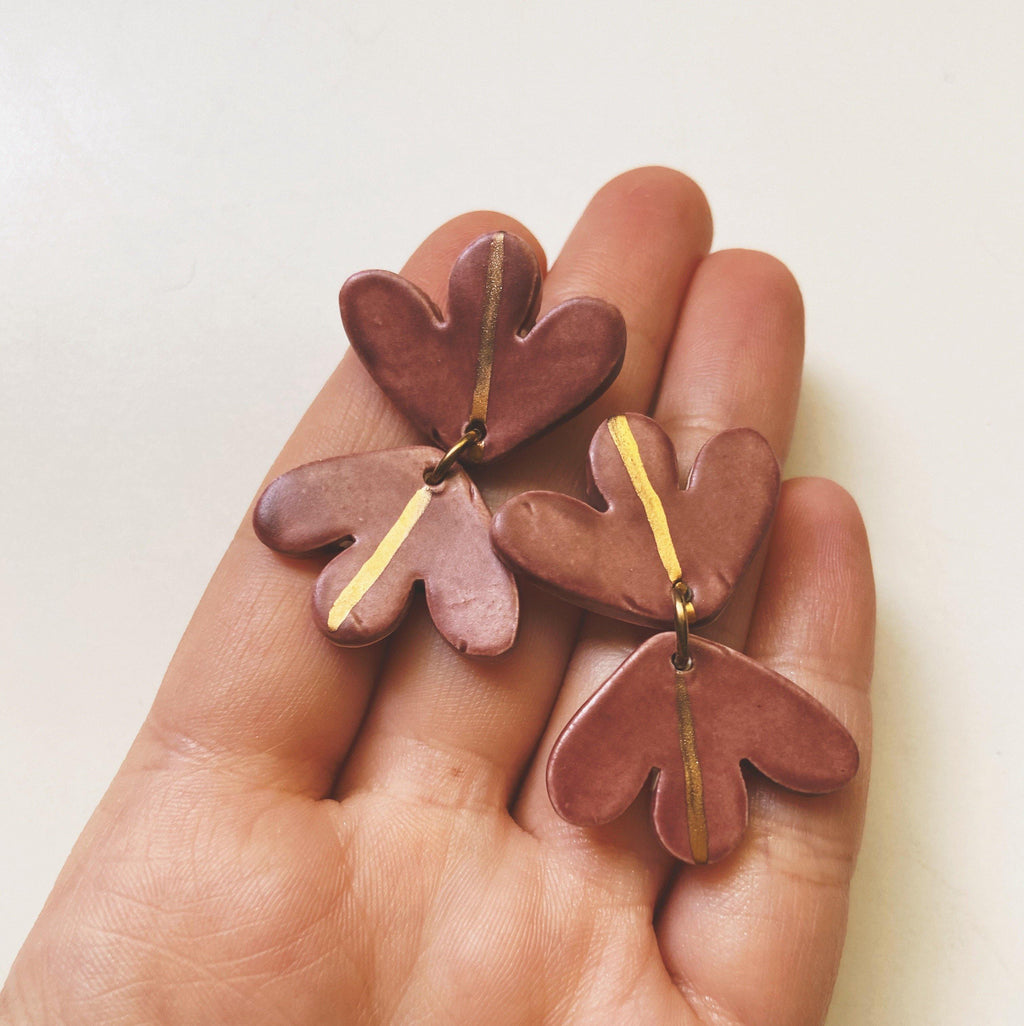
[657,477,874,1026]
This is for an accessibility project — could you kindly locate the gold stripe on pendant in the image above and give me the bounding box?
[607,415,708,861]
[607,415,682,583]
[469,232,505,429]
[674,667,709,864]
[326,485,433,631]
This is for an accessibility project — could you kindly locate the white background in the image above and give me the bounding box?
[2,2,1022,1022]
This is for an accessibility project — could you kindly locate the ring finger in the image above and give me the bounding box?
[515,248,807,902]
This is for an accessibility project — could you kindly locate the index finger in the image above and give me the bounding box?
[133,215,546,797]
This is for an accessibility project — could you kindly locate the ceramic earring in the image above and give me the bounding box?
[492,413,859,862]
[254,231,627,656]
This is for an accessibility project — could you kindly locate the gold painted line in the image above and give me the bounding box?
[607,416,682,583]
[674,668,709,864]
[326,485,433,631]
[608,415,705,858]
[469,232,505,429]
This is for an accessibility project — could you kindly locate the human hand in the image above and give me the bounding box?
[0,167,873,1025]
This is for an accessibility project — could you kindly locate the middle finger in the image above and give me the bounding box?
[336,167,713,809]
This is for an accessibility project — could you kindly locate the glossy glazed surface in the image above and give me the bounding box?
[493,415,781,627]
[340,232,626,463]
[547,632,859,863]
[255,446,518,655]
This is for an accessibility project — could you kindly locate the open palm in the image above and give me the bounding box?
[1,168,873,1026]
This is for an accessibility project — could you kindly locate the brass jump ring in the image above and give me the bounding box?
[672,579,696,671]
[423,426,485,486]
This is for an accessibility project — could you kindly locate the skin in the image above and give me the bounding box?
[0,167,874,1026]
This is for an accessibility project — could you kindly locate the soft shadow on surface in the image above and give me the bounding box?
[824,609,928,1025]
[790,375,932,1024]
[784,370,861,486]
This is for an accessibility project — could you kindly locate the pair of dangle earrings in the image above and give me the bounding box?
[254,229,858,865]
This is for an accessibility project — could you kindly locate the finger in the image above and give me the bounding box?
[660,249,804,653]
[516,250,806,902]
[337,167,713,808]
[133,213,545,797]
[657,477,874,1026]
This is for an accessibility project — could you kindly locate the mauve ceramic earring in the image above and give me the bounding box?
[253,231,627,657]
[253,223,854,864]
[491,413,859,863]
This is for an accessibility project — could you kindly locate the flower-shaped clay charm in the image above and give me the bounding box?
[547,633,859,864]
[492,413,781,626]
[340,231,627,463]
[255,447,517,656]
